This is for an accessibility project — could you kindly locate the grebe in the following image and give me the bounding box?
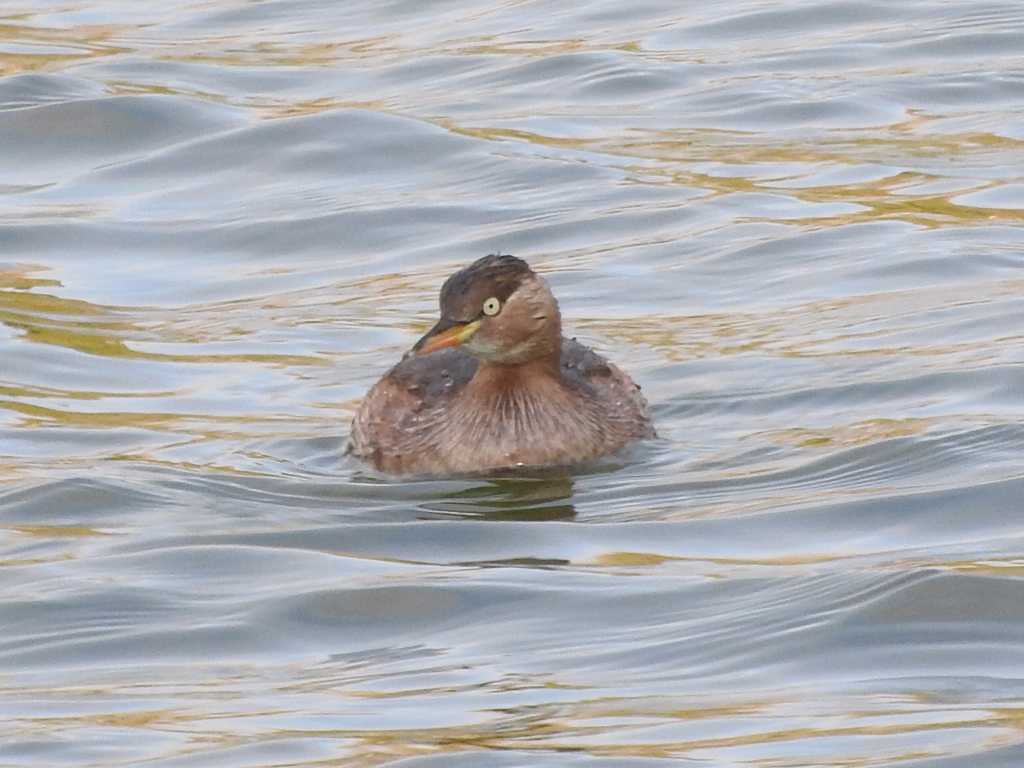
[349,255,654,474]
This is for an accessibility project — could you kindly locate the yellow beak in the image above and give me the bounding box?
[413,318,481,355]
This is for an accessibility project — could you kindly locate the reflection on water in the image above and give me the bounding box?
[2,0,1024,766]
[421,473,578,521]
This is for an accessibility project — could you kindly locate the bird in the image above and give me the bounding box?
[348,254,655,474]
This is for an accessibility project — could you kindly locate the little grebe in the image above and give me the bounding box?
[349,255,655,474]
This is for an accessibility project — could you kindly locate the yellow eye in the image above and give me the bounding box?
[482,296,501,316]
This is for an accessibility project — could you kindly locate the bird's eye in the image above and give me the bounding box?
[482,296,501,316]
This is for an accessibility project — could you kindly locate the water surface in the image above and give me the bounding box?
[2,1,1024,765]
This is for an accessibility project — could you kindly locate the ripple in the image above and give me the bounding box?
[0,95,244,187]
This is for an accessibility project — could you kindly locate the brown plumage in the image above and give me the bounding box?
[349,255,655,475]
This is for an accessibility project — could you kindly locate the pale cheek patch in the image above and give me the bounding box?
[469,334,535,363]
[466,335,503,359]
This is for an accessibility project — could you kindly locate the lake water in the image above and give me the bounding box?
[2,1,1024,766]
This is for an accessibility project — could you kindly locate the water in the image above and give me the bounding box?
[2,1,1024,765]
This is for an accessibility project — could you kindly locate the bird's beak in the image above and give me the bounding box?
[412,317,482,355]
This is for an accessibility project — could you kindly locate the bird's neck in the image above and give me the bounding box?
[471,351,563,396]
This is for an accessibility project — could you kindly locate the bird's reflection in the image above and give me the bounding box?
[421,469,576,521]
